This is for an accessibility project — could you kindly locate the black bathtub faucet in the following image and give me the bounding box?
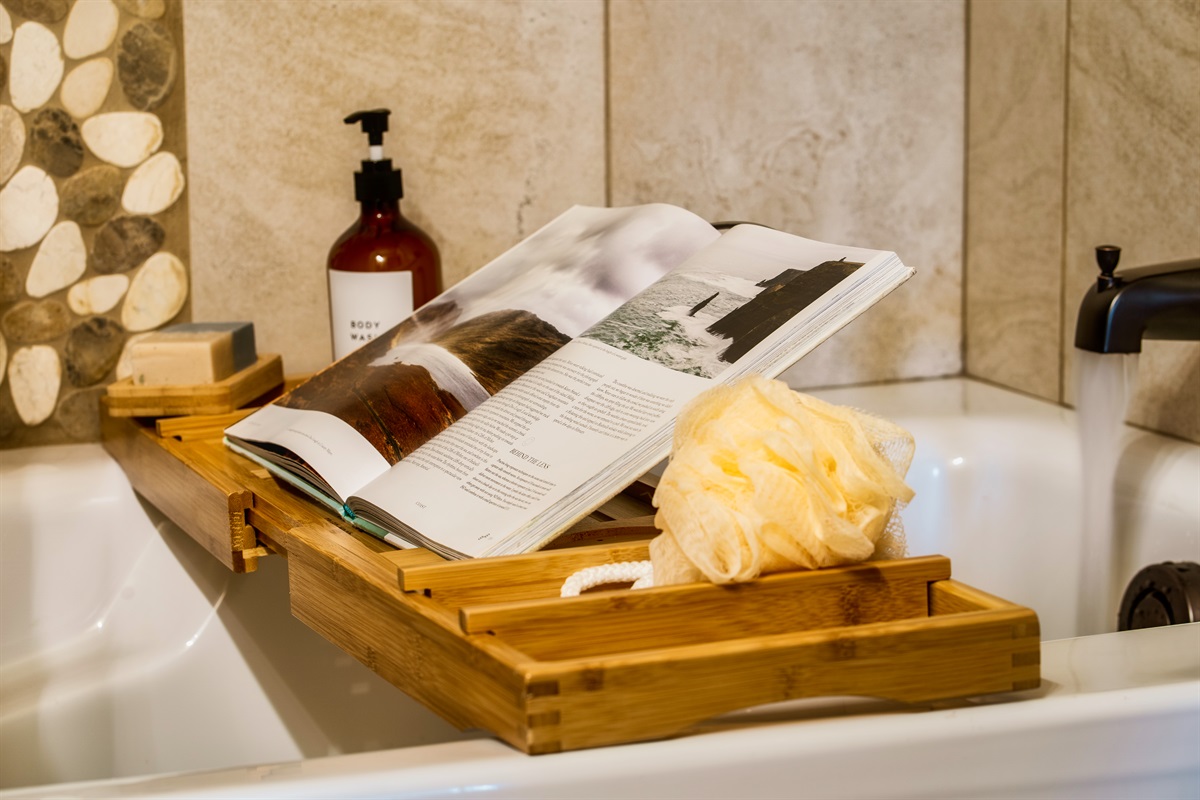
[1074,245,1200,354]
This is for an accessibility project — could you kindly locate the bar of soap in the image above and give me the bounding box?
[129,322,257,386]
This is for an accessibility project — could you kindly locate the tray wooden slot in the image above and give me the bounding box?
[457,556,951,659]
[545,515,659,548]
[380,548,449,571]
[929,577,1037,624]
[101,404,1042,754]
[399,538,652,605]
[155,409,258,440]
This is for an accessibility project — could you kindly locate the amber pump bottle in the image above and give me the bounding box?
[327,109,441,360]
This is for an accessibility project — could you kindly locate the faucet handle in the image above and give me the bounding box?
[1095,245,1121,289]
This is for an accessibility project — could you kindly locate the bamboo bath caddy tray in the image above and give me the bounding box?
[101,407,1041,754]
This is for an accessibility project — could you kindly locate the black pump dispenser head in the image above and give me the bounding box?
[344,108,403,203]
[345,109,390,147]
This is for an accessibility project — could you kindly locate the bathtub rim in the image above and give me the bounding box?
[3,622,1196,800]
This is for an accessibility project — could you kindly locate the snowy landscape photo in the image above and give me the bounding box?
[583,255,861,378]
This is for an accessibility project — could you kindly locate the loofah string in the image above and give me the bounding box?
[560,561,655,597]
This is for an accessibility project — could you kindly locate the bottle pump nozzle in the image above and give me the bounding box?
[345,109,390,160]
[344,108,402,202]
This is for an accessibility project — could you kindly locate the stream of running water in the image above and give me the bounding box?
[1074,348,1140,636]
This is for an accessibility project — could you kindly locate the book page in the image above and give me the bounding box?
[224,404,391,504]
[350,224,911,557]
[350,338,710,557]
[224,204,720,503]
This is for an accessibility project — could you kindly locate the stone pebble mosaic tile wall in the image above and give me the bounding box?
[0,0,189,448]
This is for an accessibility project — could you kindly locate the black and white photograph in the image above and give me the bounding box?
[584,244,862,378]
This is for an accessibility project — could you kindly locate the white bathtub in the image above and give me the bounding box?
[0,445,478,792]
[2,378,1198,798]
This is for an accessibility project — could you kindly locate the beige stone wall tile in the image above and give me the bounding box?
[608,0,965,388]
[183,0,605,375]
[1064,0,1199,441]
[965,0,1066,402]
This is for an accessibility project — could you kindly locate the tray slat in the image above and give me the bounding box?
[400,538,654,606]
[458,556,951,659]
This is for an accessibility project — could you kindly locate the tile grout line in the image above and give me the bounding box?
[603,0,612,208]
[961,0,972,380]
[1057,0,1072,406]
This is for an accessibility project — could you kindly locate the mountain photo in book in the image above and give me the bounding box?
[275,304,573,465]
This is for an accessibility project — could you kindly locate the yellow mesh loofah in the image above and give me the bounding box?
[650,374,915,586]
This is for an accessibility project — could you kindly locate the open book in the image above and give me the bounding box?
[225,204,913,559]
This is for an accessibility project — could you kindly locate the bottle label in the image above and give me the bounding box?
[329,270,414,360]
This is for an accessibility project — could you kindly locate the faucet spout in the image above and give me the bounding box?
[1074,245,1200,354]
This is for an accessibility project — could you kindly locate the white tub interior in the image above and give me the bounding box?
[1,377,1197,795]
[814,377,1200,641]
[0,444,476,791]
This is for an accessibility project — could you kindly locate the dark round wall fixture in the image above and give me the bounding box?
[1118,562,1200,631]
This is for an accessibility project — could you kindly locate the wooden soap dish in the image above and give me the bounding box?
[106,354,284,418]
